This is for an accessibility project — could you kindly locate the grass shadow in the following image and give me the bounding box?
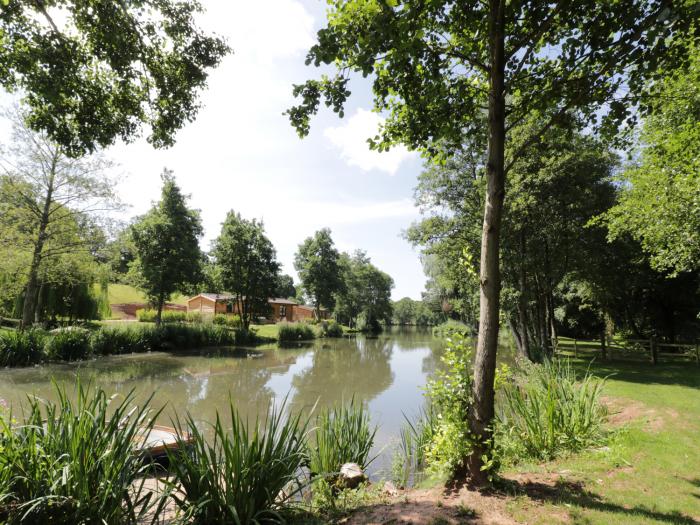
[569,359,700,389]
[499,477,699,525]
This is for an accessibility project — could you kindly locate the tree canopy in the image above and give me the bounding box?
[130,171,203,324]
[0,0,229,155]
[212,211,280,329]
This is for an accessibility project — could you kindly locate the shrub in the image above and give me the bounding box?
[309,398,377,481]
[213,314,242,328]
[0,384,163,524]
[166,400,309,524]
[90,327,157,355]
[321,320,344,338]
[432,320,472,338]
[496,359,607,461]
[186,311,203,324]
[278,322,316,343]
[423,333,477,477]
[0,330,45,367]
[136,309,187,323]
[45,327,92,361]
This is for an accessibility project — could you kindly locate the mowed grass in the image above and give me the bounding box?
[95,283,189,306]
[504,358,700,524]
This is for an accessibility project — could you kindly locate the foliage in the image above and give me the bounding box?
[320,320,343,338]
[136,309,187,323]
[294,229,344,318]
[0,384,162,524]
[334,250,394,332]
[166,400,309,525]
[496,359,607,462]
[212,211,280,329]
[0,1,228,156]
[0,329,44,367]
[213,313,243,328]
[604,47,700,275]
[432,320,472,339]
[0,110,120,327]
[423,334,476,478]
[277,322,316,344]
[130,171,203,325]
[45,327,92,361]
[275,274,297,299]
[309,399,377,482]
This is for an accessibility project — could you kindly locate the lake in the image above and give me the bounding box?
[0,327,509,476]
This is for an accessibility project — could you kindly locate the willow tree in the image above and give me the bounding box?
[287,0,696,482]
[0,0,228,156]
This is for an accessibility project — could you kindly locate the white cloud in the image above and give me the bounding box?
[324,109,416,175]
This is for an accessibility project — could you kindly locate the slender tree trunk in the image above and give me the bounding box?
[34,282,45,325]
[21,158,57,329]
[156,291,165,326]
[517,231,531,360]
[465,0,506,486]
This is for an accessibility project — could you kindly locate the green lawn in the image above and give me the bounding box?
[97,283,189,306]
[505,358,700,524]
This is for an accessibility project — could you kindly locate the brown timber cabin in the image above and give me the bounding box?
[186,294,328,323]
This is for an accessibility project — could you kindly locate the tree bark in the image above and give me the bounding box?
[517,231,531,360]
[465,0,506,486]
[21,155,57,329]
[156,291,165,326]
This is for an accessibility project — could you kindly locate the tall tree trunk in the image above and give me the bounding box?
[517,231,531,360]
[21,157,57,329]
[465,0,506,486]
[156,291,165,326]
[34,282,45,325]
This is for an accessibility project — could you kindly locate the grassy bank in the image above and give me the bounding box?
[342,358,700,525]
[100,283,189,306]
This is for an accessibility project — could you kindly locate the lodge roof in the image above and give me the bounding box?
[189,294,298,306]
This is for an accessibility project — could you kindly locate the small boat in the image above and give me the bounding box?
[135,425,194,467]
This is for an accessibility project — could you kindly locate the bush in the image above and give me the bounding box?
[321,320,344,338]
[136,309,187,323]
[278,322,316,343]
[496,359,607,461]
[423,333,477,477]
[186,311,203,324]
[45,327,92,361]
[309,398,377,482]
[166,400,309,524]
[90,327,157,355]
[432,320,472,338]
[0,384,162,524]
[212,314,242,328]
[0,330,45,367]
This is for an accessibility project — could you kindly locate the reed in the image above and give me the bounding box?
[309,398,377,480]
[45,327,92,361]
[277,322,316,343]
[0,330,44,367]
[0,383,163,524]
[497,359,607,461]
[166,400,310,524]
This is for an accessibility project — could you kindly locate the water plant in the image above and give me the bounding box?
[496,358,607,461]
[392,406,438,488]
[166,400,310,524]
[0,329,44,367]
[320,320,343,338]
[308,398,377,481]
[45,327,92,361]
[278,322,316,343]
[0,383,163,524]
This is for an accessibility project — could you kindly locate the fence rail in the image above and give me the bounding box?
[555,336,699,365]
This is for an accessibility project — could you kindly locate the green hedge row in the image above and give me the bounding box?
[0,324,256,367]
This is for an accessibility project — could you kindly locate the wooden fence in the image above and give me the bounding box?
[555,336,700,365]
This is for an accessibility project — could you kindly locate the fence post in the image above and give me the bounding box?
[574,339,579,358]
[649,337,658,365]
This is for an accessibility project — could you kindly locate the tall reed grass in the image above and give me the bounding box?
[45,327,92,361]
[277,322,316,343]
[497,359,607,461]
[0,330,44,367]
[392,407,438,487]
[0,383,163,524]
[308,398,377,480]
[166,400,309,524]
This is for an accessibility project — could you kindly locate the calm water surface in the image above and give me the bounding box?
[0,328,511,475]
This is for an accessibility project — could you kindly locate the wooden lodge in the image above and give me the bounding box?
[186,293,328,323]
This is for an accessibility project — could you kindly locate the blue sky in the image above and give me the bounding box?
[2,0,429,299]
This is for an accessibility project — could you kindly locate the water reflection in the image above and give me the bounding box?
[0,328,452,473]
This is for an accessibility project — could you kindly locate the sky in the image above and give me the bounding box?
[1,0,429,300]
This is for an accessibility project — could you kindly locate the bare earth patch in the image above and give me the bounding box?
[601,396,666,432]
